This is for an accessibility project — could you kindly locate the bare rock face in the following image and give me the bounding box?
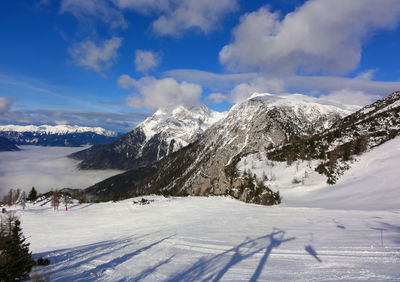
[85,93,348,201]
[173,94,349,196]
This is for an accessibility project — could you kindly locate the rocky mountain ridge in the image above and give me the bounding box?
[267,91,400,184]
[85,93,349,203]
[70,104,226,170]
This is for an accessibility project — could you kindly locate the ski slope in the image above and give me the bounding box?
[11,195,400,281]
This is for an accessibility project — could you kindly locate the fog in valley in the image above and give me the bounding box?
[0,146,123,196]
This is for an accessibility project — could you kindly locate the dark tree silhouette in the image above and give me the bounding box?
[27,187,38,202]
[0,215,34,281]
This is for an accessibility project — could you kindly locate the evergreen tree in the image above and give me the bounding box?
[0,216,34,281]
[27,187,38,202]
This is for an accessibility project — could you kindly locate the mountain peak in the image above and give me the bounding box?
[139,103,226,145]
[73,103,226,170]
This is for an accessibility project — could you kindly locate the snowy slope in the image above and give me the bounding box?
[9,196,400,281]
[0,124,117,137]
[238,136,400,210]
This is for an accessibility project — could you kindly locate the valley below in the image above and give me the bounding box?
[0,146,123,194]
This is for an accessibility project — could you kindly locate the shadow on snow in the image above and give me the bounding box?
[32,233,174,281]
[167,228,296,282]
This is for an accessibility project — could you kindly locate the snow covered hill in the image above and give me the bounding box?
[239,136,400,210]
[86,93,348,202]
[70,104,226,170]
[11,195,400,281]
[0,125,120,147]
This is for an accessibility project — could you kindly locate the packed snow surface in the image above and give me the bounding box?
[0,124,117,137]
[14,197,400,281]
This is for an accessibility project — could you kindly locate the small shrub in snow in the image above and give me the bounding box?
[36,257,50,266]
[292,177,302,184]
[133,198,154,205]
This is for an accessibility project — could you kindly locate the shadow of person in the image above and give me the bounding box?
[305,244,322,263]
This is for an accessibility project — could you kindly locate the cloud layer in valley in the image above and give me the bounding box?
[0,146,123,196]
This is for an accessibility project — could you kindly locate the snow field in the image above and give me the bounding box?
[238,136,400,210]
[14,195,400,281]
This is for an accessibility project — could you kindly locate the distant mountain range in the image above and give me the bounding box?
[0,125,122,147]
[69,104,226,170]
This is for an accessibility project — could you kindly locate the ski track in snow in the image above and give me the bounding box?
[10,196,400,281]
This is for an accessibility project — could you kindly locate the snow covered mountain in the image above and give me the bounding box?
[70,104,226,170]
[267,91,400,184]
[0,125,120,147]
[85,93,349,203]
[0,125,117,136]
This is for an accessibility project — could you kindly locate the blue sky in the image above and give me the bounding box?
[1,0,400,132]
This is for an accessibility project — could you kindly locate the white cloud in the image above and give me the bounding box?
[214,77,284,104]
[151,0,239,36]
[0,97,13,115]
[69,37,123,73]
[60,0,127,29]
[320,89,380,109]
[117,74,137,89]
[0,146,122,196]
[220,0,400,74]
[55,120,69,125]
[354,69,377,81]
[206,93,226,104]
[111,0,170,14]
[121,76,202,110]
[61,0,238,36]
[164,69,400,105]
[134,50,161,73]
[285,75,400,97]
[111,0,238,36]
[164,69,259,92]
